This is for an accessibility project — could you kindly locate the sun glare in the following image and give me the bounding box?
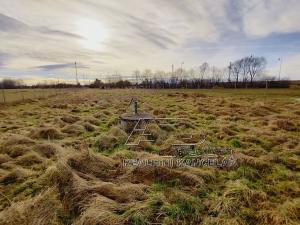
[76,18,109,50]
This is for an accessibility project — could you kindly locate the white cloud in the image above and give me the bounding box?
[243,0,300,37]
[0,0,299,81]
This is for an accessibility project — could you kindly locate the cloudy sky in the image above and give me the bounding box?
[0,0,300,83]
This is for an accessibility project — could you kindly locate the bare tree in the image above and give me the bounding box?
[143,69,152,88]
[228,62,232,83]
[0,79,24,89]
[248,56,266,84]
[133,70,140,87]
[214,68,223,85]
[155,70,166,88]
[241,57,251,84]
[232,59,243,88]
[199,62,209,83]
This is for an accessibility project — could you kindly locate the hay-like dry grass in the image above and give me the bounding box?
[30,127,64,140]
[0,88,299,225]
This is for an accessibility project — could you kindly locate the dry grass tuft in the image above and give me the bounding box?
[0,154,11,164]
[110,126,127,142]
[128,166,204,187]
[67,152,118,179]
[94,134,118,152]
[61,114,80,123]
[83,117,101,126]
[275,119,298,131]
[16,151,44,166]
[186,167,217,182]
[210,180,267,218]
[46,162,73,192]
[30,127,64,140]
[258,198,300,225]
[146,123,167,144]
[62,124,85,135]
[74,195,123,225]
[44,156,145,224]
[53,117,66,127]
[1,145,31,158]
[1,134,35,147]
[201,217,241,225]
[34,143,61,158]
[52,103,69,109]
[0,168,31,185]
[223,180,267,206]
[0,188,64,225]
[80,122,96,132]
[73,181,147,204]
[235,152,271,171]
[152,108,165,116]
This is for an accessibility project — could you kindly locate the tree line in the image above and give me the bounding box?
[0,56,291,89]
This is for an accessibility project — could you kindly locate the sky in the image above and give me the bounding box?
[0,0,300,84]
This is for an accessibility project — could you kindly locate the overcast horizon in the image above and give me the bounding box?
[0,0,300,84]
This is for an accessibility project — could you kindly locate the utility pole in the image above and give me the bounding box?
[75,62,79,85]
[278,58,282,81]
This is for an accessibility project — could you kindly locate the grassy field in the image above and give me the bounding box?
[0,88,299,225]
[0,89,71,104]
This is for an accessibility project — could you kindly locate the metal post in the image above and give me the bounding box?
[278,58,282,81]
[75,62,78,84]
[134,101,138,114]
[264,79,268,104]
